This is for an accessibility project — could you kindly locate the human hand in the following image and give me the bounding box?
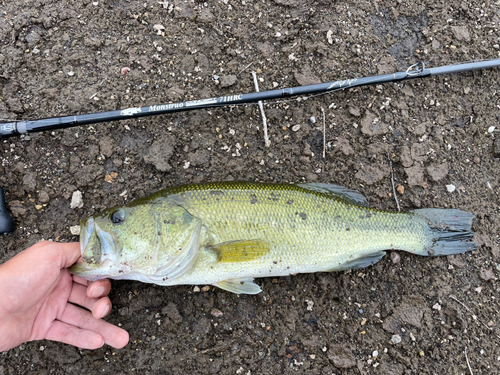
[0,241,129,351]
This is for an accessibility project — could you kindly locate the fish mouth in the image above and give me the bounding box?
[70,216,120,277]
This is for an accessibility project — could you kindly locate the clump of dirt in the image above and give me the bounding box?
[1,0,499,374]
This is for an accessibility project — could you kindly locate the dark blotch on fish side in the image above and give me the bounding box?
[299,212,307,220]
[250,194,258,204]
[287,200,294,205]
[210,190,224,196]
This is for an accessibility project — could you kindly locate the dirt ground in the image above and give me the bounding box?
[1,0,500,374]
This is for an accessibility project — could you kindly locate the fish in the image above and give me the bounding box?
[70,182,476,294]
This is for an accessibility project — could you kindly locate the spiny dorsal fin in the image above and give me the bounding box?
[213,277,262,294]
[209,239,270,263]
[297,183,369,207]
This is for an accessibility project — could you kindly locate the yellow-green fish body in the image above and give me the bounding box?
[71,182,476,294]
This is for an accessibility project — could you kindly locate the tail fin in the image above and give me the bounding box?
[412,208,477,256]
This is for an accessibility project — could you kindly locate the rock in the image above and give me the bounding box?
[479,268,495,281]
[144,135,176,172]
[404,165,425,187]
[376,363,405,375]
[161,302,183,323]
[383,301,425,332]
[446,184,456,193]
[99,136,115,158]
[391,334,402,344]
[197,8,214,23]
[355,164,389,185]
[70,190,84,209]
[38,190,50,203]
[211,308,223,318]
[390,252,401,263]
[166,86,185,101]
[361,111,388,136]
[450,25,471,42]
[22,172,37,192]
[220,75,237,88]
[327,345,356,368]
[396,185,404,195]
[70,225,80,235]
[427,163,449,181]
[294,70,321,86]
[334,137,354,156]
[411,123,427,136]
[25,29,41,45]
[74,165,104,186]
[348,105,360,117]
[8,200,27,219]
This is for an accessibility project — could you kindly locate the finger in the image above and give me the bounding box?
[59,303,129,349]
[53,242,82,269]
[44,320,104,349]
[87,279,111,298]
[72,275,90,286]
[69,283,112,318]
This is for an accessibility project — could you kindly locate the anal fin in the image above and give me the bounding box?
[209,239,270,263]
[213,277,262,294]
[329,251,386,272]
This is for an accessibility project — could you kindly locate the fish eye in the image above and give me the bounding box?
[111,209,125,224]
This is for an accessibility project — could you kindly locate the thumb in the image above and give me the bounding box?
[45,241,81,269]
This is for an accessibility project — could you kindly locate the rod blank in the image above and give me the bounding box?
[2,59,500,138]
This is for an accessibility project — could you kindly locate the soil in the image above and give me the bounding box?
[1,0,500,374]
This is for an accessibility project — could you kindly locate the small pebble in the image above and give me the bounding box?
[488,126,495,133]
[310,116,316,124]
[193,286,200,293]
[446,184,456,193]
[396,185,404,194]
[201,286,210,292]
[390,252,400,264]
[211,308,223,318]
[121,67,131,75]
[70,190,84,209]
[292,125,301,132]
[70,225,80,235]
[391,335,402,344]
[372,350,378,357]
[432,303,441,311]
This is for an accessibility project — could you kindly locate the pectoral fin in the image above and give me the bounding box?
[209,239,270,263]
[213,277,262,294]
[328,251,386,271]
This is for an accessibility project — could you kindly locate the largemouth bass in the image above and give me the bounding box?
[70,182,476,294]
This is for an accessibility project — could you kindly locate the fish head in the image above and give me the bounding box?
[70,199,202,283]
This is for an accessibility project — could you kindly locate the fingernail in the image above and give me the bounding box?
[91,286,105,298]
[101,305,110,318]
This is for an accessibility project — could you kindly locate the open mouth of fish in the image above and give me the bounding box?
[70,217,120,275]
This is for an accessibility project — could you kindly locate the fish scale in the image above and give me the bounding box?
[71,182,476,294]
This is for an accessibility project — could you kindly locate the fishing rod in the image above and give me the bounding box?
[1,59,500,139]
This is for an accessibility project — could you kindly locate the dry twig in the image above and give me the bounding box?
[321,107,326,158]
[251,71,270,147]
[464,346,473,375]
[388,154,400,212]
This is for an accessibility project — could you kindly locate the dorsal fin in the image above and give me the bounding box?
[209,239,270,263]
[297,183,369,207]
